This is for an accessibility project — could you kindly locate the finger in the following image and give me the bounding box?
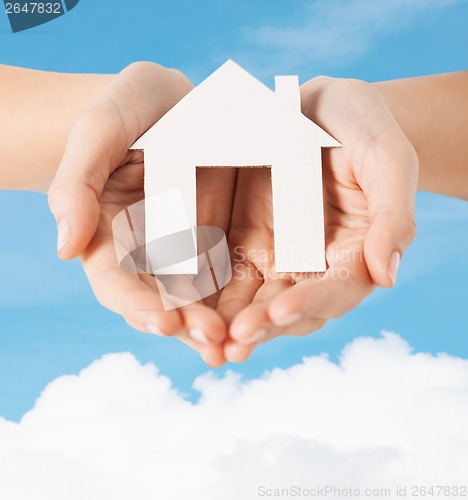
[124,317,227,368]
[197,343,228,368]
[217,167,275,324]
[179,299,228,345]
[274,317,328,338]
[124,317,171,337]
[88,254,227,367]
[229,278,291,345]
[49,63,192,260]
[267,254,373,327]
[359,141,418,288]
[137,167,237,346]
[81,236,183,336]
[196,168,237,233]
[224,316,327,363]
[220,262,266,363]
[224,278,289,363]
[195,167,238,310]
[223,339,256,363]
[216,262,263,325]
[224,320,285,363]
[148,268,228,345]
[301,78,418,288]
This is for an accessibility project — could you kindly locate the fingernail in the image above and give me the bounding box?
[189,327,210,345]
[146,323,165,336]
[57,219,70,253]
[388,251,400,286]
[246,327,268,345]
[273,312,303,327]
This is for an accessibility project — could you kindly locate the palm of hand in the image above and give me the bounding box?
[213,77,418,363]
[69,74,416,368]
[217,148,374,362]
[81,156,235,368]
[81,140,377,367]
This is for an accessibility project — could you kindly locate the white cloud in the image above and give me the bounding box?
[244,0,460,73]
[1,332,468,499]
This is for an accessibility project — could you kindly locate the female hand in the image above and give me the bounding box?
[219,76,418,362]
[48,62,235,367]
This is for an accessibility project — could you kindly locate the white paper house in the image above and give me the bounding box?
[131,60,340,275]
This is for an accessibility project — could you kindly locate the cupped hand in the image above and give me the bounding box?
[48,69,418,368]
[218,76,418,362]
[48,62,236,367]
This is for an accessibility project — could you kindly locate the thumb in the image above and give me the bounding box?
[361,141,419,287]
[48,62,193,260]
[48,108,125,260]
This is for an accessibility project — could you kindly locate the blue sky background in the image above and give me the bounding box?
[0,0,467,421]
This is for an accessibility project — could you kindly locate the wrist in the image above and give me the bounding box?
[302,76,415,160]
[0,66,114,192]
[371,80,425,189]
[35,72,115,192]
[373,73,468,200]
